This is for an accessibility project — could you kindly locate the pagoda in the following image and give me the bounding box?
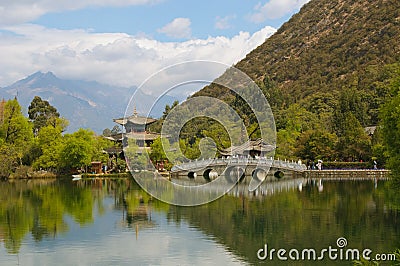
[111,107,160,149]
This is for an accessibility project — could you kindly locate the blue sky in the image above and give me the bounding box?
[0,0,310,91]
[33,1,294,41]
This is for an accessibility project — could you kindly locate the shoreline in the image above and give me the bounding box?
[305,169,390,179]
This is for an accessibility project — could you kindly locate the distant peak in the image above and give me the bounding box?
[27,71,56,79]
[43,71,56,77]
[29,71,44,77]
[23,71,58,82]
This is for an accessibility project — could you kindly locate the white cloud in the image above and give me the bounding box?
[250,0,310,22]
[0,24,276,94]
[215,15,236,30]
[157,18,192,39]
[0,0,161,26]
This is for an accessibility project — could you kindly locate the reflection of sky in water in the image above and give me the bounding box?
[0,197,245,266]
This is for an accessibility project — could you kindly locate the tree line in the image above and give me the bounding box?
[1,62,399,177]
[0,96,114,178]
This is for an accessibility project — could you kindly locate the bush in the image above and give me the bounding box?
[9,165,31,179]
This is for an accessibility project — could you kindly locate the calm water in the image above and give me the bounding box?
[0,177,399,265]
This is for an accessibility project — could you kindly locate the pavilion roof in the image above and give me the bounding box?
[220,138,275,156]
[113,114,157,126]
[103,146,123,154]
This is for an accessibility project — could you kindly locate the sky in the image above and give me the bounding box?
[0,0,310,94]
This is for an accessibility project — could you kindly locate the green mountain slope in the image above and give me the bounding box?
[187,0,400,163]
[236,0,400,99]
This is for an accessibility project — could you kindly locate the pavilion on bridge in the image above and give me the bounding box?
[220,138,275,158]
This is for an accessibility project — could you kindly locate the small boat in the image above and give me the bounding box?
[72,174,82,181]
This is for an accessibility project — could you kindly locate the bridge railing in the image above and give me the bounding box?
[171,157,307,172]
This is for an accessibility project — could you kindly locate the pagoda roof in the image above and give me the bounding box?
[125,131,161,141]
[104,133,124,142]
[103,146,123,154]
[113,114,157,126]
[104,131,161,141]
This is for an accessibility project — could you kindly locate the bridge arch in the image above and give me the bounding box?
[224,166,245,184]
[274,170,284,179]
[252,168,267,182]
[188,171,197,179]
[203,169,218,181]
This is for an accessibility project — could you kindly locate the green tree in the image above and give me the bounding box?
[381,94,400,172]
[375,63,400,172]
[59,129,96,171]
[148,100,179,133]
[149,137,168,162]
[162,100,179,119]
[0,99,33,172]
[124,138,148,170]
[110,125,121,135]
[32,124,64,171]
[28,96,60,134]
[0,98,33,146]
[334,88,369,136]
[295,129,338,161]
[179,138,201,160]
[336,113,371,161]
[0,144,20,177]
[275,104,320,158]
[102,128,112,137]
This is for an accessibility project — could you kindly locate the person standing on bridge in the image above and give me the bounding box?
[316,160,323,171]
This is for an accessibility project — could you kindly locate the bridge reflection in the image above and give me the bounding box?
[227,177,308,198]
[171,175,309,199]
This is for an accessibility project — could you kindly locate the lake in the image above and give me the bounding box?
[0,176,399,265]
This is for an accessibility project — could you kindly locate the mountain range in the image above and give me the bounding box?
[0,71,180,133]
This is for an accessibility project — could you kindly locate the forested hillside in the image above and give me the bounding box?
[180,0,400,165]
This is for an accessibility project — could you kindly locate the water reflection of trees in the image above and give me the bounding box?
[166,180,400,265]
[0,178,170,254]
[0,179,101,253]
[1,177,399,265]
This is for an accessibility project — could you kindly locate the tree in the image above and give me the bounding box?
[149,137,168,162]
[59,129,95,171]
[149,100,180,133]
[275,104,321,158]
[28,96,60,134]
[124,138,148,170]
[295,129,338,161]
[162,100,179,120]
[102,128,112,137]
[336,113,371,161]
[0,144,20,177]
[0,98,33,169]
[381,93,400,172]
[0,98,33,145]
[32,124,64,171]
[111,125,121,135]
[333,88,369,136]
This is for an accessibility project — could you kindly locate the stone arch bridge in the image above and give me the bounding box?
[170,157,307,184]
